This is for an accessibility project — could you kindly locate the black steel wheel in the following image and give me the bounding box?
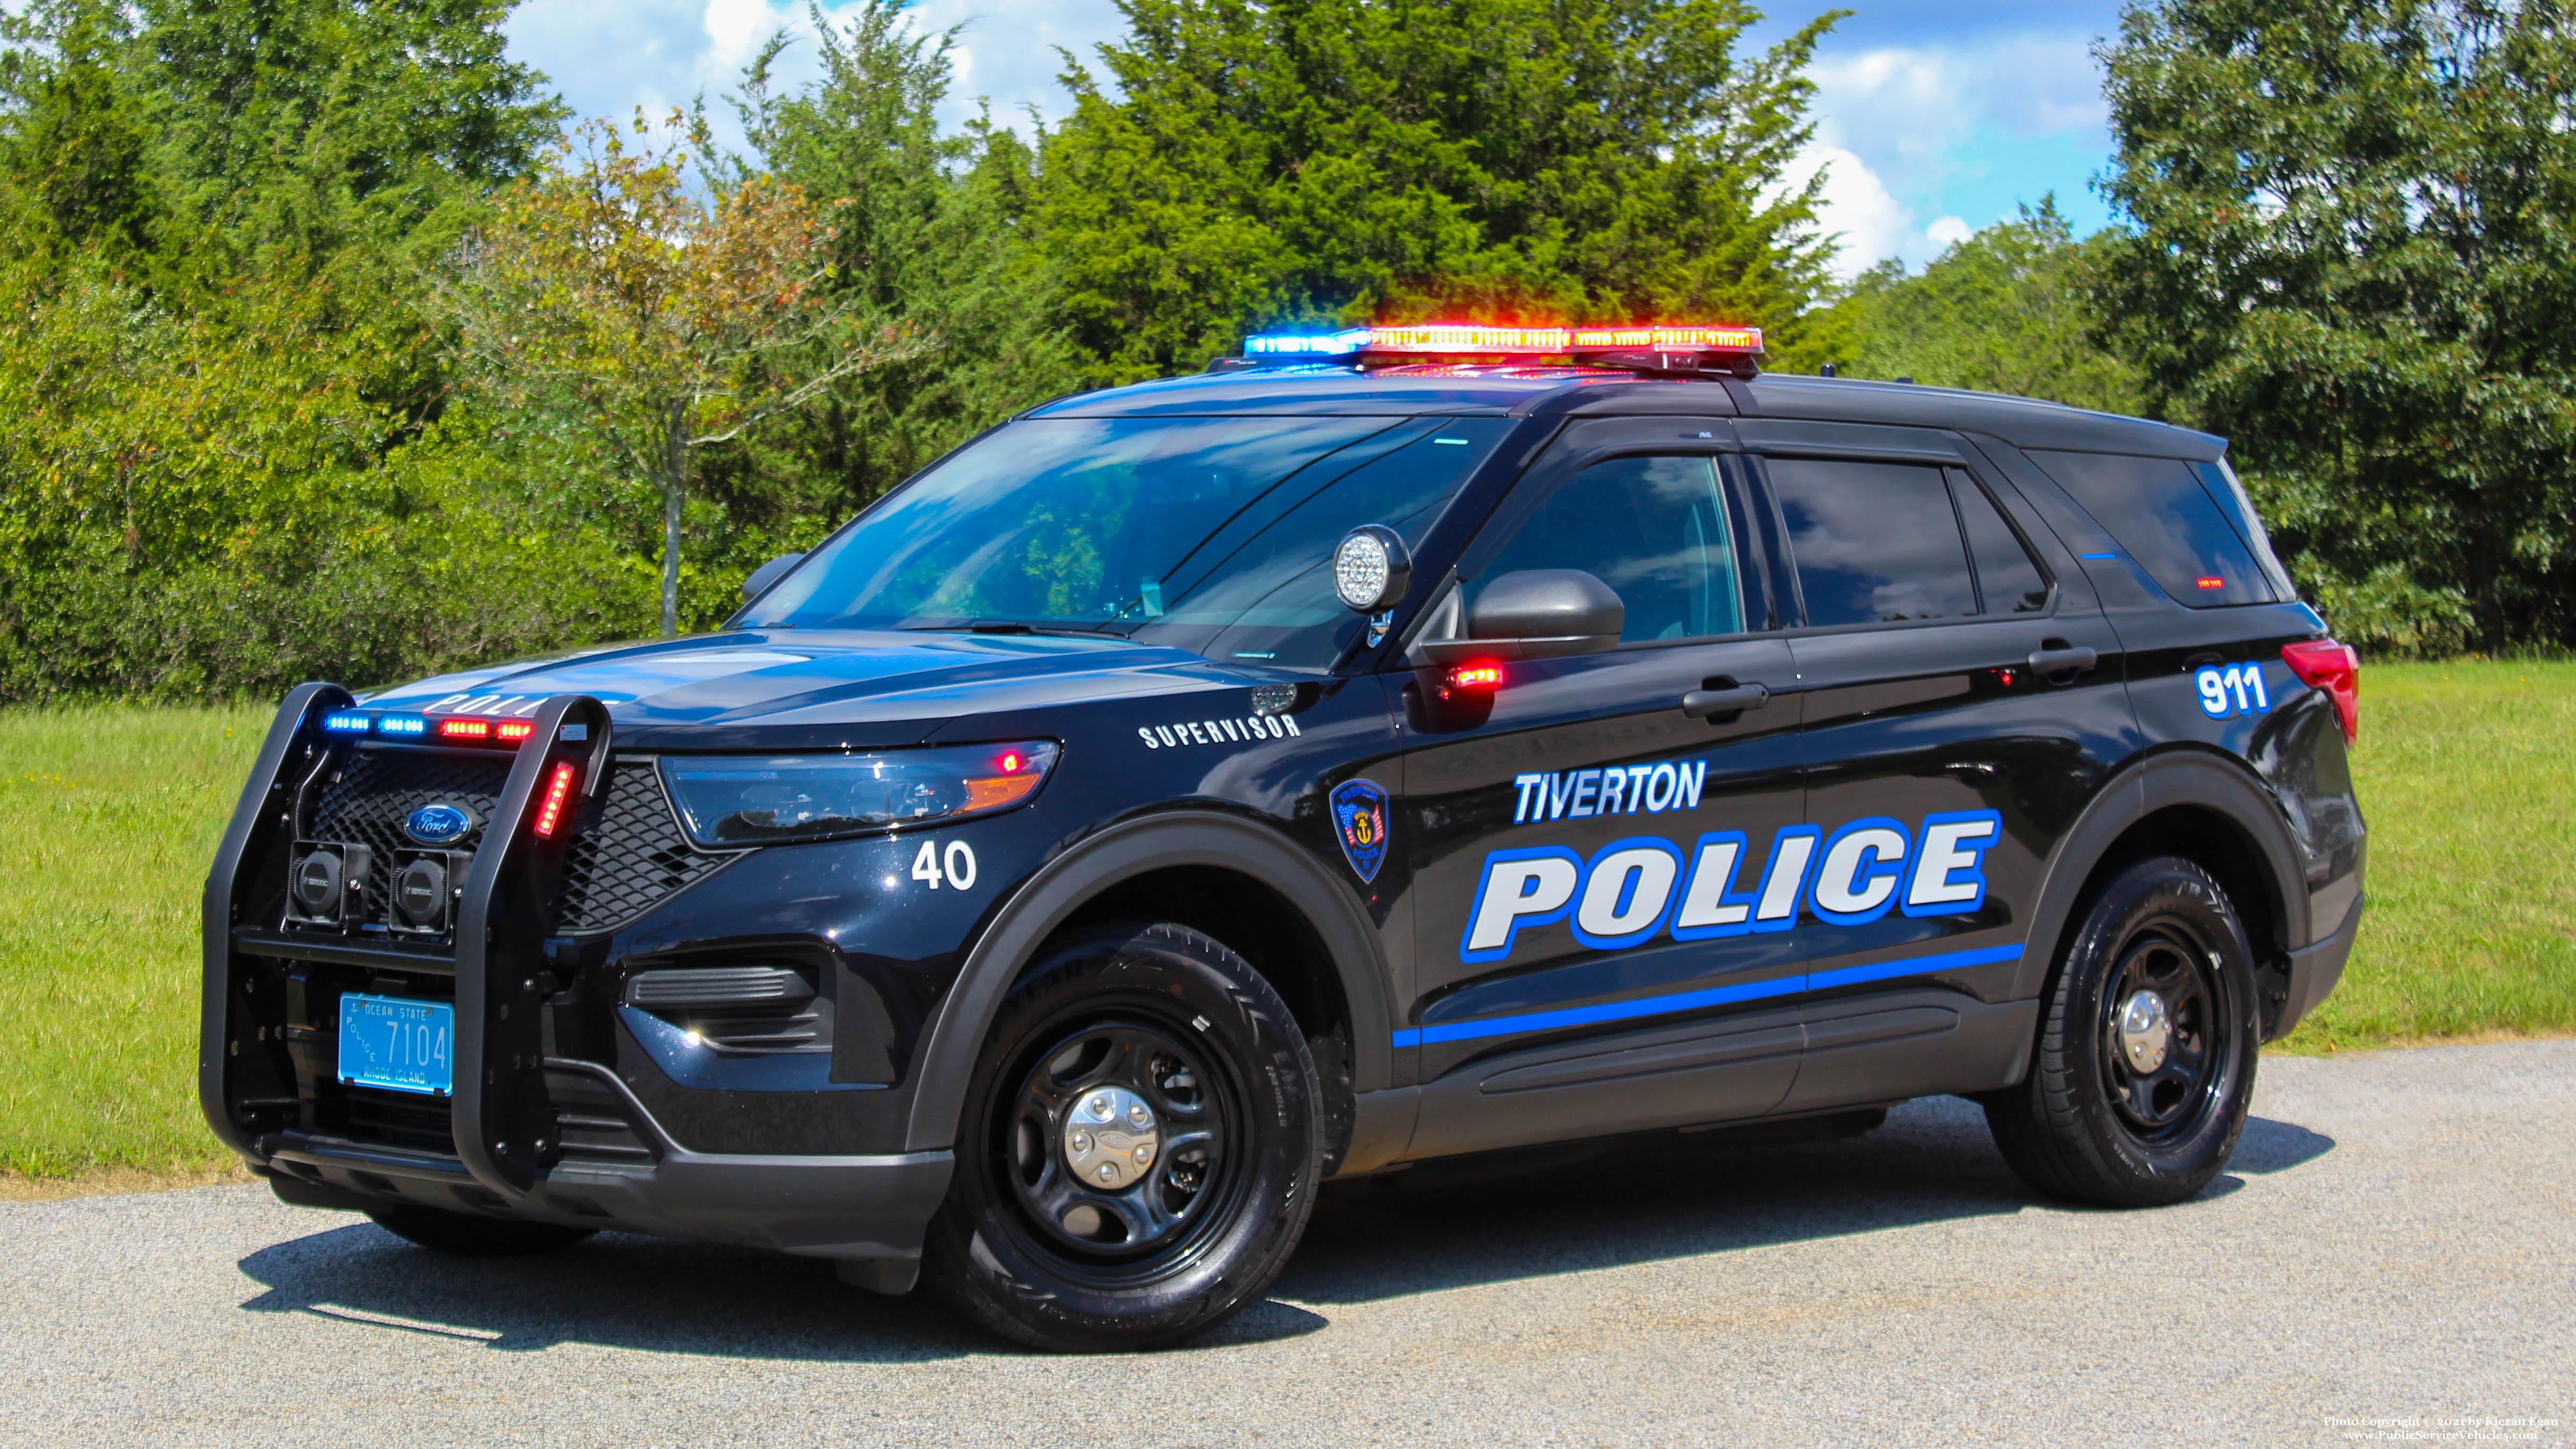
[364,1202,596,1256]
[1983,855,2259,1207]
[923,921,1321,1352]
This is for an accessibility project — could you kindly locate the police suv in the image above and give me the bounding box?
[203,322,2365,1351]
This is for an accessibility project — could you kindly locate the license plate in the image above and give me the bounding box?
[337,993,454,1096]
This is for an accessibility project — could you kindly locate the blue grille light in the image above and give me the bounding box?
[378,714,428,737]
[321,711,372,735]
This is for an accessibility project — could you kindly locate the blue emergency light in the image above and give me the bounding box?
[1238,321,1765,369]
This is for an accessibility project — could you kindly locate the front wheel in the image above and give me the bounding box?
[922,922,1322,1352]
[1984,856,2259,1207]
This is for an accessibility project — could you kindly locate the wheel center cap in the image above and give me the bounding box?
[1064,1086,1159,1190]
[2118,990,2173,1072]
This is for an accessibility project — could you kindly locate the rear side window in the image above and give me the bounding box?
[1766,458,1976,625]
[1950,471,2051,613]
[1474,455,1749,641]
[2027,450,2277,607]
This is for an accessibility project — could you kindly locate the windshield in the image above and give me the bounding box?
[741,415,1515,670]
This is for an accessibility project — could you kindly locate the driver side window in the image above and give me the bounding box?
[1471,454,1751,642]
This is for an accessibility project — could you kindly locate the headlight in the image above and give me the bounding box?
[660,741,1059,847]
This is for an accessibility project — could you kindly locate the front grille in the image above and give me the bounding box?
[302,745,731,936]
[340,1087,456,1155]
[308,748,512,915]
[551,761,736,934]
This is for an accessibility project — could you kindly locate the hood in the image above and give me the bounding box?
[360,629,1261,749]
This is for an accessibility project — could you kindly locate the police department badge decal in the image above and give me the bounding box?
[1329,779,1390,885]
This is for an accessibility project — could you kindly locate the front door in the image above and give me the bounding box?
[1390,431,1809,1156]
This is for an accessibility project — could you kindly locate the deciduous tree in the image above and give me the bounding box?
[439,114,929,637]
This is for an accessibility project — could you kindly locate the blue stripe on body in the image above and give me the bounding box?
[1392,942,2024,1049]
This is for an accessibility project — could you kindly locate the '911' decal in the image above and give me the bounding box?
[2195,662,2272,718]
[1459,809,2003,965]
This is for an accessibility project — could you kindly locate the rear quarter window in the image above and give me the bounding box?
[2025,450,2277,607]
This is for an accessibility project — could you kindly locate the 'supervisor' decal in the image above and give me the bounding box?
[1462,809,2003,964]
[1512,761,1708,822]
[1137,713,1302,749]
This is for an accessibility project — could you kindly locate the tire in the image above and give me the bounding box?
[922,921,1323,1352]
[364,1202,597,1256]
[1983,856,2259,1208]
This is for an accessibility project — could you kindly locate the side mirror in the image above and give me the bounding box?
[741,552,805,604]
[1421,569,1624,662]
[1331,525,1413,612]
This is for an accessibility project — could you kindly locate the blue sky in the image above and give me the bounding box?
[501,0,2130,278]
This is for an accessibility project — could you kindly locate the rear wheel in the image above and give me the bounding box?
[923,921,1322,1352]
[1984,856,2259,1207]
[364,1202,596,1256]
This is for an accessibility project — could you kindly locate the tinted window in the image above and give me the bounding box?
[2027,450,2276,607]
[1767,458,1976,626]
[2191,458,2299,599]
[1951,471,2051,613]
[1473,455,1748,642]
[744,415,1511,670]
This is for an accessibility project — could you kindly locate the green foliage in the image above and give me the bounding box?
[2096,0,2576,652]
[718,3,1082,527]
[1827,199,2145,415]
[1035,0,1850,383]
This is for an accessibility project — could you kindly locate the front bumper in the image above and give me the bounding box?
[206,686,950,1267]
[260,1061,951,1263]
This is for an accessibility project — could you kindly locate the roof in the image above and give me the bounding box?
[1024,363,2226,461]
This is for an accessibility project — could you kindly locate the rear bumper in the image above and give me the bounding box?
[260,1066,952,1263]
[2272,891,2362,1041]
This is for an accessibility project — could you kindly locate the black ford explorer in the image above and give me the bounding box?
[202,323,2366,1352]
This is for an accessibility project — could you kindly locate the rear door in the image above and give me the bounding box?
[1390,420,1809,1156]
[1737,422,2137,1111]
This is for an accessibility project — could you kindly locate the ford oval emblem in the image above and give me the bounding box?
[403,803,476,846]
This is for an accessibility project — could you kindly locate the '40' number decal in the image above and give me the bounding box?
[2195,662,2271,719]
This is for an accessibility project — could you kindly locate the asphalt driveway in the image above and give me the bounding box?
[4,1039,2570,1447]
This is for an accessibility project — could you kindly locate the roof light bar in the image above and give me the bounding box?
[1239,321,1764,368]
[321,711,371,735]
[437,718,492,741]
[379,714,427,737]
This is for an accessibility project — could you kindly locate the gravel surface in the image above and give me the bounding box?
[4,1039,2570,1448]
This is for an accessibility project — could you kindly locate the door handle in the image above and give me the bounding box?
[2027,645,2099,675]
[1682,683,1771,718]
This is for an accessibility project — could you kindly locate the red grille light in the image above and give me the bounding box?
[2281,640,2360,741]
[533,761,578,837]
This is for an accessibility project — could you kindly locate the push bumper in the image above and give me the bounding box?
[2273,891,2362,1040]
[208,685,950,1272]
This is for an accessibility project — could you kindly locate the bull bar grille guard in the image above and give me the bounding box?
[201,683,615,1207]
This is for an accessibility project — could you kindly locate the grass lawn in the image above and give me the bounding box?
[0,664,2568,1180]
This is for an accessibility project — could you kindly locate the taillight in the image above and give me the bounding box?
[2281,640,2359,741]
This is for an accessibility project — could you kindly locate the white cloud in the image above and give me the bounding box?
[1925,215,1974,249]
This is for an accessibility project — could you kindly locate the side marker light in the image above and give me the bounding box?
[1444,663,1507,691]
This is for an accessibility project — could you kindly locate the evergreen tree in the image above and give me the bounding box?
[2097,0,2576,651]
[722,3,1079,526]
[1036,0,1848,383]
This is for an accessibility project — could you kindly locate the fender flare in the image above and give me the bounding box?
[901,811,1397,1154]
[2008,746,2311,1003]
